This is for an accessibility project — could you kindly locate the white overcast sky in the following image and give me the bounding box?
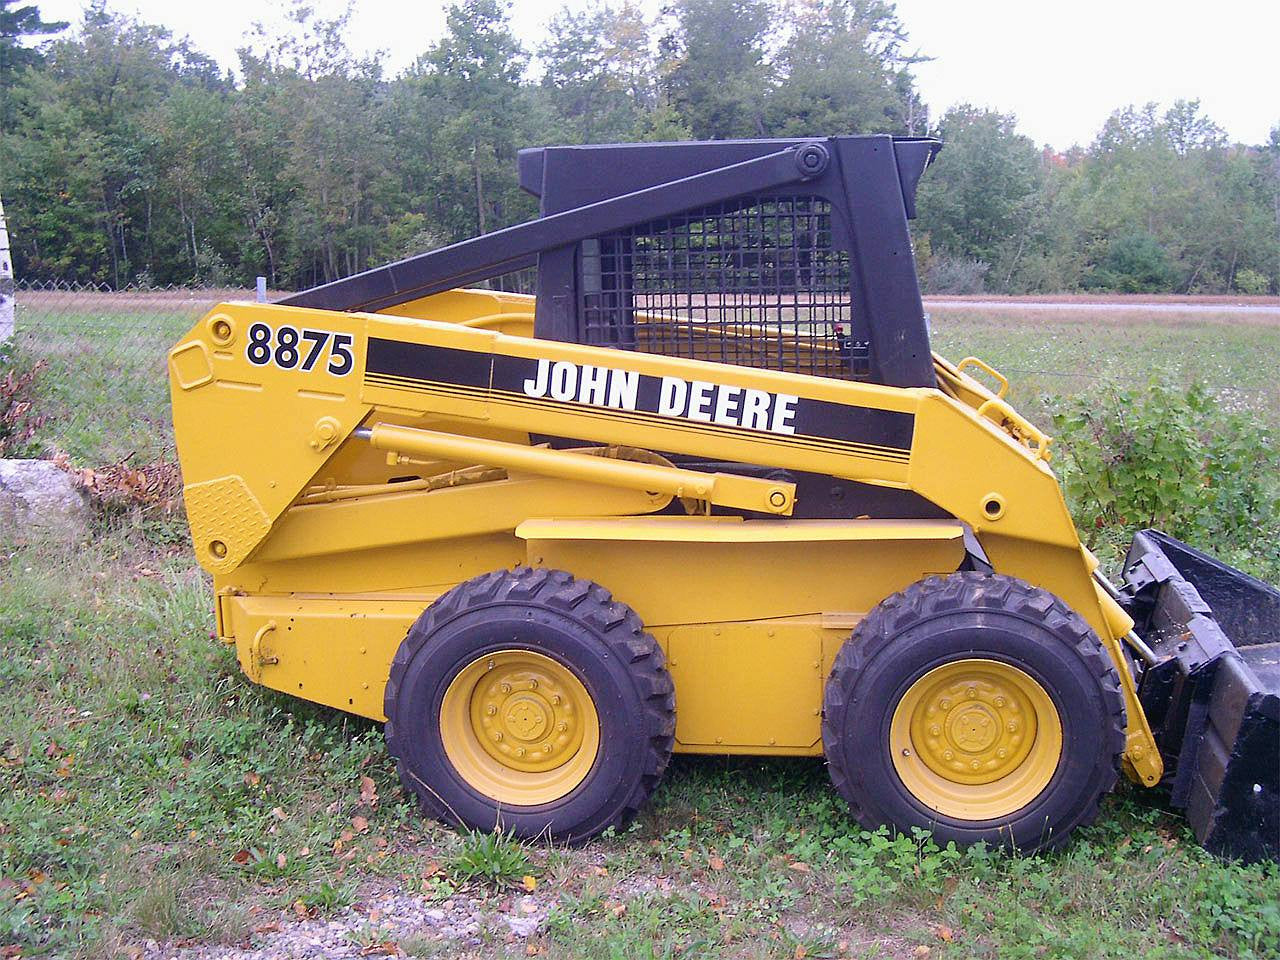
[34,0,1280,149]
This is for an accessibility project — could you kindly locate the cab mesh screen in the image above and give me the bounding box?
[578,196,864,378]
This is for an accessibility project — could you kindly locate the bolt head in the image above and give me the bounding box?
[500,682,512,694]
[486,705,497,716]
[516,747,526,757]
[929,724,941,736]
[940,698,952,710]
[943,749,954,760]
[994,697,1006,707]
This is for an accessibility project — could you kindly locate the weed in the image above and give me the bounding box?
[448,830,534,888]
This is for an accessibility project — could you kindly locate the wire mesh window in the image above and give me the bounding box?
[578,195,866,379]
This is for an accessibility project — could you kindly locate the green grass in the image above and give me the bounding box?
[1,534,1277,958]
[928,309,1280,428]
[12,298,203,463]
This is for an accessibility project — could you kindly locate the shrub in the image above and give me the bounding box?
[923,254,989,294]
[1234,268,1272,296]
[1085,233,1177,293]
[1050,380,1280,583]
[0,354,47,457]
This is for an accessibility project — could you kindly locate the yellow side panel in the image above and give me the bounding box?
[227,595,423,720]
[663,622,826,751]
[525,536,967,626]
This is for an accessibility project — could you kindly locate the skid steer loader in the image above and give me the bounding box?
[168,136,1278,859]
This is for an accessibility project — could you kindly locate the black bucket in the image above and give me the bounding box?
[1122,530,1279,863]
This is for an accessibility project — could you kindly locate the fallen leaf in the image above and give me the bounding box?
[787,861,812,874]
[270,807,287,821]
[913,947,931,958]
[359,943,398,957]
[609,901,626,918]
[244,771,260,787]
[935,925,954,943]
[708,855,725,871]
[794,946,807,959]
[360,775,379,806]
[522,875,538,892]
[352,815,370,833]
[253,923,280,934]
[276,853,287,869]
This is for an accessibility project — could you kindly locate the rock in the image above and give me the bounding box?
[0,458,90,544]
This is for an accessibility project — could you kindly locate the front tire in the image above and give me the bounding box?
[822,573,1125,852]
[385,567,675,844]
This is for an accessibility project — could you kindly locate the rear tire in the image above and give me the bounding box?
[385,567,674,844]
[822,572,1125,852]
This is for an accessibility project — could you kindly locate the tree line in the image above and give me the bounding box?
[1,0,1276,295]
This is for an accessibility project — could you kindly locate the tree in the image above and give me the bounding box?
[538,1,658,144]
[0,0,66,127]
[914,106,1043,291]
[659,0,773,139]
[766,0,926,137]
[410,0,532,238]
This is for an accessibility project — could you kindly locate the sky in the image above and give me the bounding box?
[33,0,1280,150]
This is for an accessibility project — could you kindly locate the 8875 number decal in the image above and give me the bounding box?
[246,322,354,376]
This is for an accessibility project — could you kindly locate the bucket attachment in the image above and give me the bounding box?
[1121,530,1279,862]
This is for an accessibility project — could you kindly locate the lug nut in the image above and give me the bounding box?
[486,705,497,716]
[551,695,561,705]
[494,732,503,742]
[500,682,512,694]
[929,724,941,736]
[516,747,526,757]
[940,699,952,710]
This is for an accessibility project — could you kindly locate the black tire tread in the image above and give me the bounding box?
[822,572,1126,848]
[384,567,675,838]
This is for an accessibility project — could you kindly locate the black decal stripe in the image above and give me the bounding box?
[365,372,911,464]
[365,338,914,456]
[364,373,911,462]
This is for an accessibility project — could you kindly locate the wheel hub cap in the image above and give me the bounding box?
[472,660,585,772]
[439,649,600,806]
[889,658,1064,820]
[914,671,1037,785]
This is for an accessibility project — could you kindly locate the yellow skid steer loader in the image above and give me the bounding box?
[169,136,1278,859]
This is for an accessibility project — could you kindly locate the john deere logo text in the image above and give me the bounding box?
[521,358,798,435]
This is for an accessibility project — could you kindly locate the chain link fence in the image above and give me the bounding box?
[6,282,244,465]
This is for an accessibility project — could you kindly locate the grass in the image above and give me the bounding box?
[926,308,1280,428]
[2,296,1278,957]
[2,532,1277,959]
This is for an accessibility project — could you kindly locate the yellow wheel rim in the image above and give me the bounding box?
[890,659,1063,820]
[440,650,600,806]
